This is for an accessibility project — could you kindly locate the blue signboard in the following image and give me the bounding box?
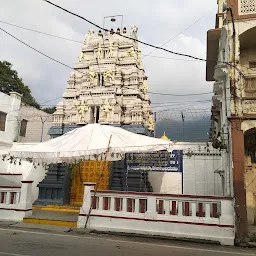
[126,150,183,172]
[169,150,183,172]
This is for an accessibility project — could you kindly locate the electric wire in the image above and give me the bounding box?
[0,26,216,97]
[41,0,245,77]
[0,19,83,44]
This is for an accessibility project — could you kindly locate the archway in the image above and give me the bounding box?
[244,128,256,225]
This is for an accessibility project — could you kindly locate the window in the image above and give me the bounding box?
[97,74,104,86]
[240,0,256,15]
[19,119,28,137]
[0,111,7,131]
[98,73,101,86]
[95,107,100,123]
[101,75,104,86]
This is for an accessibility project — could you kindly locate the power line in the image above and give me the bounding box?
[0,19,205,63]
[41,0,243,75]
[41,0,208,62]
[149,91,212,96]
[142,54,205,62]
[0,26,98,106]
[151,99,211,105]
[151,101,211,108]
[0,19,216,66]
[155,108,211,113]
[0,99,212,108]
[0,14,251,80]
[0,27,75,70]
[0,20,83,44]
[39,96,63,105]
[143,7,215,57]
[0,26,217,98]
[43,0,252,81]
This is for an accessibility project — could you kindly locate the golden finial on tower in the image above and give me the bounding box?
[161,131,170,141]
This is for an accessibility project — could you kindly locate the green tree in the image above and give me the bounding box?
[42,107,56,114]
[0,60,40,109]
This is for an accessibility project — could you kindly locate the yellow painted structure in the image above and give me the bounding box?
[70,160,110,205]
[32,205,80,213]
[23,161,110,227]
[23,218,77,227]
[161,131,170,141]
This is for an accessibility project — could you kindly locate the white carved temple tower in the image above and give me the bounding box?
[49,26,154,137]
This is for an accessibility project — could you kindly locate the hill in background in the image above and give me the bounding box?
[155,117,211,142]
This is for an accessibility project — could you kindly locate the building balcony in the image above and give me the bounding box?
[206,28,221,81]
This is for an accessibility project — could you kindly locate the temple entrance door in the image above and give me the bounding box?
[70,160,110,206]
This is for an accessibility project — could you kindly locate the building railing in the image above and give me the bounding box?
[78,183,235,245]
[0,181,33,221]
[90,191,227,221]
[0,187,21,207]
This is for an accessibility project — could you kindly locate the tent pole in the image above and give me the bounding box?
[84,135,112,228]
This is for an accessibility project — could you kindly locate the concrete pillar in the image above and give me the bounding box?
[145,196,157,219]
[80,182,96,215]
[230,119,248,241]
[77,182,96,228]
[220,199,234,225]
[18,181,33,210]
[16,181,33,219]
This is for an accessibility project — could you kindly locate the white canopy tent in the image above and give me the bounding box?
[10,124,173,164]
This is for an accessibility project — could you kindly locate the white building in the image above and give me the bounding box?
[206,0,256,239]
[18,105,52,143]
[0,91,52,147]
[0,91,52,205]
[0,91,21,152]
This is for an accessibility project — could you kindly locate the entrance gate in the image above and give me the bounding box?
[70,160,110,205]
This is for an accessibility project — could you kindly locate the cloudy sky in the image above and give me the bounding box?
[0,0,217,118]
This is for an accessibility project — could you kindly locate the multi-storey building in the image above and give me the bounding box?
[207,0,256,241]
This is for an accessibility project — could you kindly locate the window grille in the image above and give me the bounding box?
[240,0,256,15]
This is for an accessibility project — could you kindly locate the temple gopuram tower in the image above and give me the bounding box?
[49,26,154,137]
[34,26,154,205]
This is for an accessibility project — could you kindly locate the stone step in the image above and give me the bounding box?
[23,209,79,227]
[32,205,80,213]
[23,218,77,227]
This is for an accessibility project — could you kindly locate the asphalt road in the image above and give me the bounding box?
[0,227,255,256]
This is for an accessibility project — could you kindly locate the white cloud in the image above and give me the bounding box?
[0,0,216,109]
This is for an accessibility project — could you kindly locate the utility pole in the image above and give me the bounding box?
[15,117,22,142]
[181,111,185,141]
[40,116,48,142]
[154,112,157,138]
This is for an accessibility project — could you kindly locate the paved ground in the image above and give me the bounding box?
[0,223,255,256]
